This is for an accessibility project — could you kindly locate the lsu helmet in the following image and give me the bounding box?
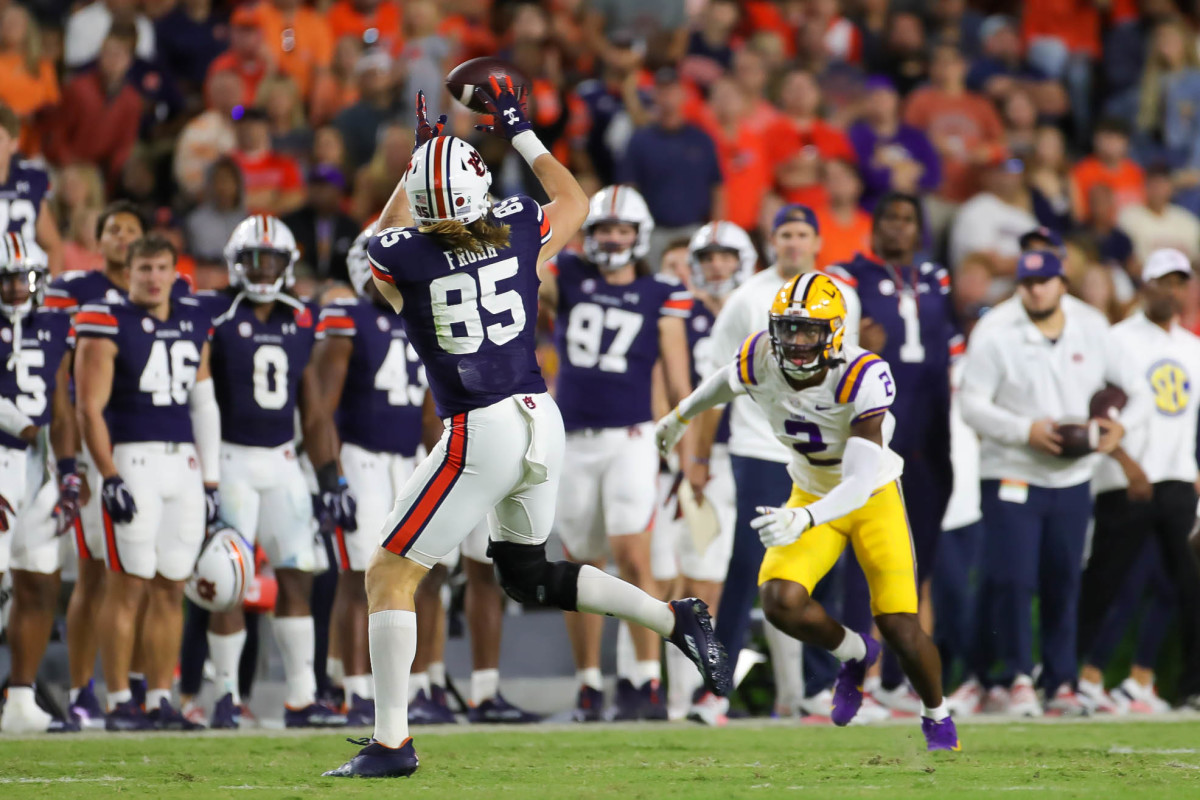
[688,221,757,298]
[185,523,255,613]
[346,223,376,295]
[407,135,493,225]
[224,214,300,302]
[583,185,654,271]
[0,232,48,320]
[768,272,847,377]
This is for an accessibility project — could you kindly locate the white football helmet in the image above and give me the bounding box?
[0,232,48,319]
[583,185,655,271]
[185,524,255,613]
[688,221,757,299]
[406,135,493,225]
[347,223,376,294]
[223,214,300,302]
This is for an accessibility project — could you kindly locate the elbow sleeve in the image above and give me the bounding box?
[189,379,221,484]
[805,437,882,528]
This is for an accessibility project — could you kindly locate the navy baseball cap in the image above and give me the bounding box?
[772,204,820,234]
[1016,249,1064,282]
[1018,226,1064,251]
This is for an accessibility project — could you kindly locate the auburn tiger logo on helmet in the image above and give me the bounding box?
[768,272,847,377]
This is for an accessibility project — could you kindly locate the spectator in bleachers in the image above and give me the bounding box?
[766,68,855,211]
[230,107,304,217]
[259,75,313,166]
[568,31,653,186]
[699,75,769,235]
[310,35,362,127]
[928,0,982,53]
[399,0,451,126]
[684,0,738,81]
[967,15,1066,121]
[814,158,871,271]
[806,0,861,67]
[868,11,927,98]
[153,0,228,97]
[619,66,723,269]
[64,0,155,69]
[1118,163,1200,263]
[905,44,1005,239]
[207,5,271,109]
[584,0,687,68]
[1070,117,1145,221]
[310,124,348,175]
[173,68,241,201]
[848,76,939,212]
[0,4,59,129]
[259,0,333,104]
[46,29,143,186]
[439,0,498,64]
[61,205,104,272]
[334,48,401,171]
[729,46,780,134]
[327,0,402,56]
[1075,182,1137,279]
[1026,125,1072,230]
[283,164,356,285]
[350,121,409,222]
[999,89,1039,161]
[52,163,105,239]
[1134,19,1200,177]
[184,155,244,265]
[1020,0,1101,151]
[949,157,1039,277]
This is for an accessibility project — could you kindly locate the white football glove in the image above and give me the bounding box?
[654,409,689,459]
[750,505,813,548]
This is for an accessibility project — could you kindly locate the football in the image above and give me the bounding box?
[1089,383,1128,420]
[446,57,531,113]
[1056,420,1099,458]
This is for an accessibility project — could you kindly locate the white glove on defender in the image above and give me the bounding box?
[750,505,813,548]
[654,409,689,459]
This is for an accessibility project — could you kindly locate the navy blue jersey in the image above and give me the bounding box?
[685,301,730,445]
[0,157,49,243]
[837,255,961,455]
[366,194,551,418]
[209,295,317,448]
[0,308,73,449]
[317,297,426,457]
[75,296,212,445]
[45,269,192,315]
[552,253,692,431]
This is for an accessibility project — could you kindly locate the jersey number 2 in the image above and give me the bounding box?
[429,257,526,354]
[139,340,200,406]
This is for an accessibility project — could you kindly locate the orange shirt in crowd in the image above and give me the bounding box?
[765,116,856,209]
[701,118,771,232]
[233,150,304,213]
[1070,156,1146,220]
[1020,0,1100,57]
[257,3,333,99]
[903,88,1005,203]
[0,54,59,117]
[740,0,797,59]
[439,14,497,62]
[208,51,269,108]
[309,75,360,127]
[328,0,403,55]
[814,204,873,270]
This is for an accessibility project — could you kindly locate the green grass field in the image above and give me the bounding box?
[2,719,1199,799]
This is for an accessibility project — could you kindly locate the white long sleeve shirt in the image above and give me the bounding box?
[705,265,861,463]
[960,295,1149,488]
[1093,312,1200,493]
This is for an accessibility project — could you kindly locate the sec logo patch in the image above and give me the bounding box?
[239,321,252,338]
[377,317,390,331]
[142,318,155,333]
[0,328,10,343]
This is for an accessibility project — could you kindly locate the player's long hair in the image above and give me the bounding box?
[420,214,511,255]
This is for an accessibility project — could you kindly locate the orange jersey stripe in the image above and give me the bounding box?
[75,311,118,327]
[663,298,692,311]
[384,415,468,555]
[44,295,76,310]
[370,262,395,284]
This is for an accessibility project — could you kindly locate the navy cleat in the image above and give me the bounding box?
[324,737,419,778]
[69,682,106,730]
[147,698,205,731]
[129,676,147,709]
[209,693,240,729]
[105,699,153,731]
[611,678,641,721]
[408,688,456,725]
[346,694,376,727]
[637,679,669,721]
[284,701,348,728]
[48,713,82,733]
[668,598,731,697]
[572,685,604,722]
[467,692,542,724]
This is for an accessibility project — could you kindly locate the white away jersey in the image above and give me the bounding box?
[726,336,904,495]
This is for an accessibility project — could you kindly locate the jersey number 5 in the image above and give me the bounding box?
[139,340,200,406]
[429,257,526,354]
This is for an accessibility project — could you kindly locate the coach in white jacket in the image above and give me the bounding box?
[961,249,1147,717]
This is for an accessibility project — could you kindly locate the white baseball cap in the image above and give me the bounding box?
[1143,248,1193,282]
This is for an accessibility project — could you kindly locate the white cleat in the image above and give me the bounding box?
[982,685,1011,714]
[869,679,922,716]
[1045,684,1087,717]
[947,677,983,717]
[1008,675,1043,718]
[1115,678,1172,714]
[686,691,729,727]
[1077,679,1127,715]
[798,689,834,721]
[0,699,55,734]
[849,692,894,725]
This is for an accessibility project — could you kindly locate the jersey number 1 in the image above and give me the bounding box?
[429,257,526,354]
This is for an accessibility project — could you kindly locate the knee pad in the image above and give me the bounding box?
[486,541,581,611]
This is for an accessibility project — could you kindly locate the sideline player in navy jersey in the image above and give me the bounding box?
[540,184,694,722]
[837,193,961,712]
[185,214,343,729]
[47,201,190,727]
[325,84,730,779]
[74,236,220,731]
[0,234,81,733]
[0,105,61,274]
